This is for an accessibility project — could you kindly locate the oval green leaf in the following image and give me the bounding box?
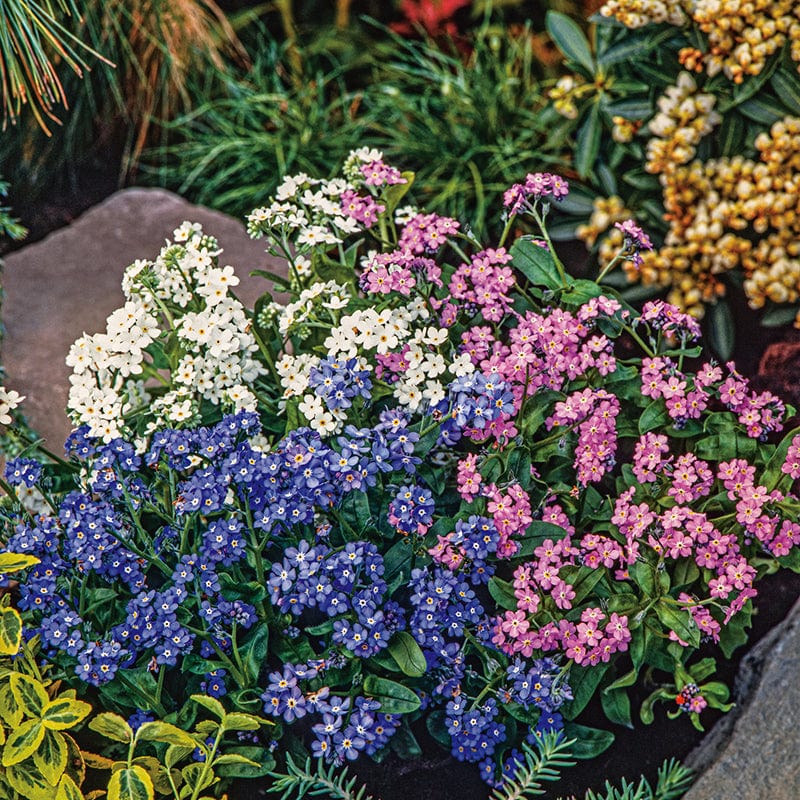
[362,676,421,714]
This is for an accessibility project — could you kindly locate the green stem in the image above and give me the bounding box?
[189,723,225,800]
[596,252,625,283]
[530,205,569,289]
[498,213,517,250]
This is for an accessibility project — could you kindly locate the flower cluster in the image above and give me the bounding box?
[6,152,800,791]
[66,223,264,442]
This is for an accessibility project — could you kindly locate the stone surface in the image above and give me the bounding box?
[683,596,800,800]
[2,188,288,450]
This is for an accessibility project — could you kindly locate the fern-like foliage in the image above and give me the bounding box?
[266,753,374,800]
[491,730,578,800]
[564,758,693,800]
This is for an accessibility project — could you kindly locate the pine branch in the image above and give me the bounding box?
[492,731,577,800]
[266,753,375,800]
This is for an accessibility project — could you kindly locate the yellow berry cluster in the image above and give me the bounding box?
[635,117,800,319]
[692,0,800,83]
[601,0,800,81]
[645,72,721,176]
[599,0,690,29]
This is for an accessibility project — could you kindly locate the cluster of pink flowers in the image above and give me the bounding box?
[637,299,702,340]
[547,388,620,485]
[494,549,632,667]
[718,364,785,439]
[449,248,515,322]
[360,251,443,297]
[398,212,460,254]
[341,189,385,228]
[360,159,406,187]
[503,172,570,213]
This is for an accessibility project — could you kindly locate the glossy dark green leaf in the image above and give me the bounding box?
[546,11,595,74]
[601,687,633,728]
[488,576,518,611]
[575,104,602,179]
[655,601,700,649]
[770,69,800,115]
[510,237,564,290]
[638,398,669,435]
[363,676,421,714]
[562,663,610,719]
[387,631,427,678]
[562,722,614,759]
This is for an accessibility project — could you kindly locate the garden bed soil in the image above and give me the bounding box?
[5,176,800,800]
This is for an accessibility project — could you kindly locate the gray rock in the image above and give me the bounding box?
[683,597,800,800]
[2,188,287,450]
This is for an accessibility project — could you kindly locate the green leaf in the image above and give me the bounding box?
[240,624,269,684]
[384,171,415,214]
[601,687,633,728]
[0,606,22,655]
[640,688,673,725]
[512,519,567,556]
[604,667,638,693]
[2,719,45,766]
[719,599,753,659]
[655,601,700,649]
[546,11,595,74]
[708,300,735,360]
[738,96,786,125]
[575,104,602,179]
[488,576,518,611]
[760,305,799,328]
[5,760,56,800]
[108,765,154,800]
[222,713,264,732]
[629,560,658,598]
[56,774,84,800]
[638,399,669,434]
[362,676,421,714]
[32,730,68,786]
[41,698,92,731]
[770,69,800,115]
[89,712,133,744]
[425,711,452,749]
[719,113,746,157]
[603,97,653,119]
[561,278,604,306]
[213,746,275,779]
[562,663,610,719]
[191,695,226,720]
[0,679,23,727]
[136,721,196,748]
[388,631,427,678]
[561,723,614,759]
[10,673,49,716]
[510,237,564,290]
[0,553,40,573]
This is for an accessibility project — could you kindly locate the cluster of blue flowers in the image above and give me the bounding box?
[308,356,373,412]
[1,396,572,786]
[435,372,515,445]
[260,660,401,764]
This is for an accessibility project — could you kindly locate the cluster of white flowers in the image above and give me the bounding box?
[246,152,382,256]
[67,222,264,443]
[275,280,351,337]
[0,386,25,426]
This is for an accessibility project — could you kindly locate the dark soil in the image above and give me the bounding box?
[6,171,800,800]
